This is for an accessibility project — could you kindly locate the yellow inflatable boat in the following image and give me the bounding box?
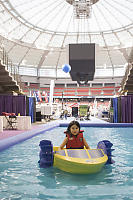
[53,147,108,174]
[39,140,114,174]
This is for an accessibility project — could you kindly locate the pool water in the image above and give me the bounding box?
[0,127,133,200]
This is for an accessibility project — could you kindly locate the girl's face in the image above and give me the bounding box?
[70,124,79,136]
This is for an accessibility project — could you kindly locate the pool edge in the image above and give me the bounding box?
[0,121,133,152]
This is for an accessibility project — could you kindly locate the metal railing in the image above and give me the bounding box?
[120,63,133,91]
[0,46,23,93]
[120,47,133,94]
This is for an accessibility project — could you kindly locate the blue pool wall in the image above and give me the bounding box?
[0,121,133,152]
[60,122,133,127]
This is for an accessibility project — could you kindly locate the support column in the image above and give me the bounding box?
[49,80,55,104]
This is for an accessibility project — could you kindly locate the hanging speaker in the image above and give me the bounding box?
[66,43,95,83]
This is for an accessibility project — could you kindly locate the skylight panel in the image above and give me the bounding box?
[129,28,133,35]
[91,34,105,46]
[0,11,11,21]
[117,31,133,47]
[21,29,40,44]
[49,35,64,47]
[64,35,77,46]
[35,33,52,49]
[103,33,120,46]
[9,24,29,40]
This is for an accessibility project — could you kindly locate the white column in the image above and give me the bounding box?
[49,80,55,104]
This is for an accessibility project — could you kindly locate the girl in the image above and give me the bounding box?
[60,121,90,149]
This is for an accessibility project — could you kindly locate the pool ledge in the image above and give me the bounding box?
[0,121,60,152]
[0,121,133,152]
[59,122,133,127]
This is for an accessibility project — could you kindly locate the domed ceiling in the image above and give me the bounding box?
[0,0,133,86]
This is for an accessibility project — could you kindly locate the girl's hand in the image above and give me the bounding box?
[60,137,68,150]
[83,137,90,149]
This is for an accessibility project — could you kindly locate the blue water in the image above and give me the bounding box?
[0,127,133,200]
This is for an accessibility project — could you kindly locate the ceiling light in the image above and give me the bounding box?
[66,0,99,19]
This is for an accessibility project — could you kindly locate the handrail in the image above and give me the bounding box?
[120,46,133,94]
[0,46,23,94]
[120,63,133,92]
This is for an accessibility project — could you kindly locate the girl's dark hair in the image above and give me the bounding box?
[66,121,80,134]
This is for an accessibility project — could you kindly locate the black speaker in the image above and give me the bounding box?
[67,43,95,82]
[72,107,78,117]
[36,111,41,121]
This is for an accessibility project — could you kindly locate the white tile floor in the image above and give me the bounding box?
[58,116,109,124]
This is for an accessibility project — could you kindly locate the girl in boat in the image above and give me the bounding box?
[60,120,90,150]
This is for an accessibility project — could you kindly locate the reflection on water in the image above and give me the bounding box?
[38,164,113,188]
[0,127,133,199]
[36,164,133,199]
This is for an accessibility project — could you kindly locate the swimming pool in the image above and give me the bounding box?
[0,126,133,199]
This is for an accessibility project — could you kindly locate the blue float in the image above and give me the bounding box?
[62,64,71,73]
[97,140,115,164]
[38,140,54,168]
